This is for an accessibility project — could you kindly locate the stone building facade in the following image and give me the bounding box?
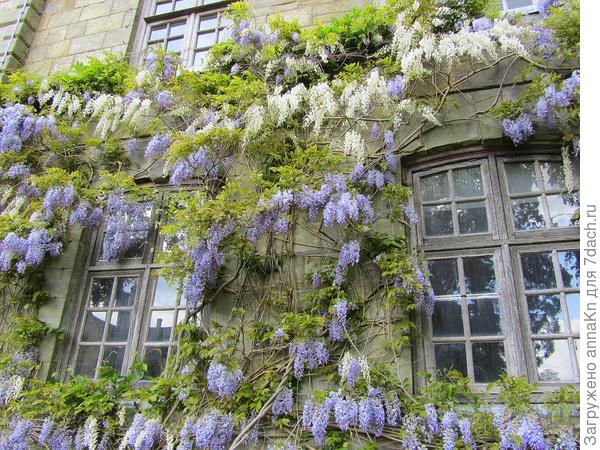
[1,0,577,395]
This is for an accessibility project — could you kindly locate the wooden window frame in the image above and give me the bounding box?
[131,0,232,68]
[407,147,580,393]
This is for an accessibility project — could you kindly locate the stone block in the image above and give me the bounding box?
[102,26,132,47]
[47,9,82,29]
[45,24,68,44]
[24,43,47,63]
[66,20,86,39]
[69,31,105,54]
[80,1,113,21]
[85,11,123,35]
[111,0,139,13]
[267,6,313,27]
[46,39,71,58]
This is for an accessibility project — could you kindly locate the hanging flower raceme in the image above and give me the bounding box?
[289,340,329,379]
[120,414,163,450]
[206,361,243,398]
[338,353,370,388]
[271,387,294,421]
[502,114,534,145]
[247,189,294,244]
[0,228,62,274]
[101,193,151,261]
[334,240,360,287]
[181,411,234,450]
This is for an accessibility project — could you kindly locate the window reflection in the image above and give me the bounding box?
[534,339,575,382]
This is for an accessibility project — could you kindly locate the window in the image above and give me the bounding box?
[411,150,580,386]
[501,0,538,13]
[134,0,232,68]
[61,200,189,380]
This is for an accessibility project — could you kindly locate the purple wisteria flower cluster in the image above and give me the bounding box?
[0,104,65,154]
[183,221,234,309]
[179,411,234,450]
[206,361,243,398]
[101,194,151,261]
[302,388,402,445]
[328,299,354,342]
[69,202,104,228]
[247,189,294,244]
[0,228,62,273]
[289,340,329,379]
[271,387,294,421]
[535,70,580,126]
[501,114,534,146]
[391,265,436,316]
[169,146,228,186]
[349,162,396,190]
[334,240,360,287]
[121,414,163,450]
[144,133,172,159]
[43,185,76,219]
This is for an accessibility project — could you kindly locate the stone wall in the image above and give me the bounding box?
[22,0,140,75]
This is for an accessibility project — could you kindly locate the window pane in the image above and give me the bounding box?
[464,257,496,294]
[534,339,575,382]
[90,278,113,308]
[432,301,464,337]
[540,161,565,190]
[101,347,125,373]
[428,259,459,295]
[457,201,488,234]
[115,277,137,306]
[527,295,565,334]
[166,37,184,53]
[434,343,467,377]
[472,342,506,383]
[421,172,450,201]
[194,50,209,66]
[154,277,178,306]
[558,250,580,288]
[155,1,172,14]
[547,194,578,228]
[505,162,539,194]
[144,346,169,378]
[468,298,502,336]
[122,240,145,259]
[521,252,556,290]
[197,31,216,48]
[75,346,100,377]
[218,27,232,42]
[512,197,546,230]
[106,311,131,342]
[574,339,579,366]
[199,14,218,31]
[147,310,175,342]
[505,0,534,8]
[169,21,187,37]
[149,25,167,42]
[175,0,192,10]
[82,312,106,342]
[424,204,453,236]
[453,166,483,198]
[566,293,580,333]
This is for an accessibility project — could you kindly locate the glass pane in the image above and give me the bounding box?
[218,27,232,42]
[432,301,464,337]
[193,50,209,66]
[101,347,125,373]
[199,14,218,31]
[457,201,488,234]
[434,343,467,377]
[90,278,113,308]
[115,277,137,307]
[534,339,575,382]
[505,162,539,194]
[558,250,580,288]
[169,21,187,37]
[219,16,233,28]
[540,161,565,191]
[122,240,145,259]
[453,166,483,198]
[75,346,100,377]
[147,310,175,342]
[468,298,502,335]
[566,293,580,333]
[174,0,192,10]
[527,295,565,334]
[574,339,579,366]
[547,194,579,228]
[428,259,459,295]
[81,312,106,342]
[155,1,172,14]
[196,31,216,48]
[154,277,178,306]
[106,311,131,342]
[144,346,169,378]
[421,172,450,201]
[512,197,546,230]
[464,257,496,293]
[472,342,506,383]
[424,204,453,236]
[166,37,184,53]
[521,252,556,290]
[149,25,167,42]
